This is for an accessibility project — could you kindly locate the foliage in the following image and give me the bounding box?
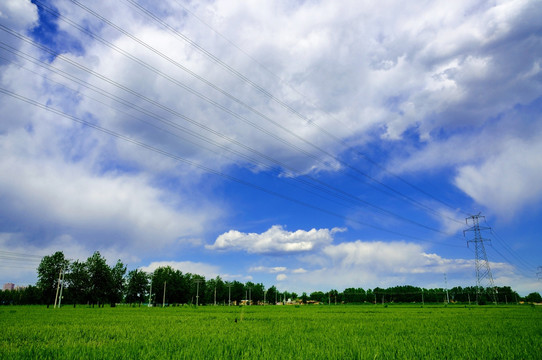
[22,251,535,307]
[37,251,69,305]
[524,292,542,303]
[125,269,149,304]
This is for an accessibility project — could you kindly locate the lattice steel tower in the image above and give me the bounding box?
[463,214,497,304]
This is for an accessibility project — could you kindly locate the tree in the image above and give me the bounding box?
[37,251,69,305]
[230,280,245,304]
[495,286,519,304]
[151,266,189,305]
[343,288,366,303]
[245,281,264,304]
[66,260,90,305]
[109,260,127,305]
[266,285,278,304]
[309,291,325,303]
[86,251,111,305]
[125,269,149,304]
[251,283,265,304]
[204,276,227,305]
[214,276,227,304]
[524,292,542,303]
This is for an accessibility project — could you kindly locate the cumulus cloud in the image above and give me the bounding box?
[0,142,220,251]
[0,0,38,32]
[272,239,517,292]
[249,266,288,273]
[388,103,542,218]
[206,225,345,254]
[455,137,542,218]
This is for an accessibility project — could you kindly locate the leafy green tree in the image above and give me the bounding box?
[328,289,339,304]
[214,276,227,304]
[151,266,187,305]
[252,283,265,304]
[524,292,542,303]
[301,292,308,304]
[245,281,265,304]
[204,276,227,305]
[495,286,520,304]
[16,285,41,305]
[366,288,375,303]
[309,291,325,302]
[109,260,127,305]
[37,251,69,305]
[125,269,149,304]
[343,288,366,303]
[86,251,111,305]
[266,285,278,304]
[229,280,245,304]
[66,260,90,305]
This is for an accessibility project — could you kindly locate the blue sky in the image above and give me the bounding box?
[1,0,541,295]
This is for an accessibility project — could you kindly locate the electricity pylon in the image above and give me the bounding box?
[463,213,497,305]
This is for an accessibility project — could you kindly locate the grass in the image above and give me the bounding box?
[1,304,541,359]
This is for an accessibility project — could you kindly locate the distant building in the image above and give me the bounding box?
[3,283,15,291]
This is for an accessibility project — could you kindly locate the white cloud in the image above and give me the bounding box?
[454,137,542,218]
[276,240,476,292]
[0,150,218,250]
[206,225,345,254]
[0,0,38,31]
[276,273,287,281]
[249,266,287,273]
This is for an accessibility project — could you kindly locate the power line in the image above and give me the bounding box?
[42,0,464,225]
[0,250,44,260]
[122,0,467,221]
[0,86,464,248]
[489,227,538,272]
[0,29,461,240]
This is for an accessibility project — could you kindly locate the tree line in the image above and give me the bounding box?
[1,251,541,306]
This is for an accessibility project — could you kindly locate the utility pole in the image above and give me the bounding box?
[54,268,62,308]
[214,286,216,306]
[162,281,166,308]
[227,283,232,306]
[58,268,66,308]
[247,286,252,305]
[537,266,542,280]
[444,273,449,304]
[148,281,152,307]
[194,279,203,306]
[464,214,497,305]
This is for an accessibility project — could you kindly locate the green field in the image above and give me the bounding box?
[1,304,541,359]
